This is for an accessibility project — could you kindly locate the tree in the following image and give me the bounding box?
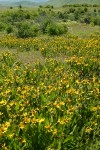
[19,4,22,9]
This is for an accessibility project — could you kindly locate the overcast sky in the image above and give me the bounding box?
[0,0,48,1]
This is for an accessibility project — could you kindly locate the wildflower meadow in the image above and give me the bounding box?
[0,34,100,150]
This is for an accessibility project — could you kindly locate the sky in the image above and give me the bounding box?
[0,0,48,1]
[0,0,48,4]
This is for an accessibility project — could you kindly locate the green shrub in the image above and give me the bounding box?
[10,6,13,9]
[6,25,13,34]
[9,10,32,23]
[17,22,39,38]
[84,7,88,12]
[57,24,68,35]
[94,9,97,12]
[25,13,30,19]
[31,24,39,36]
[74,11,80,20]
[46,23,68,36]
[92,17,100,26]
[0,22,7,31]
[84,17,91,24]
[68,8,76,13]
[68,13,75,21]
[58,12,68,20]
[46,23,58,35]
[41,19,53,33]
[19,4,22,9]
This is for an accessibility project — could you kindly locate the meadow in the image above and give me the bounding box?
[0,5,100,150]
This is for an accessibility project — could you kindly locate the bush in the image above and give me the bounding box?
[46,23,68,36]
[84,17,91,24]
[74,11,80,20]
[10,6,13,9]
[84,7,88,12]
[0,22,7,31]
[57,24,68,35]
[68,8,75,13]
[45,23,57,35]
[31,25,39,36]
[6,26,13,34]
[58,12,68,20]
[68,13,75,21]
[19,4,22,9]
[17,22,39,38]
[9,10,32,23]
[41,19,53,33]
[94,9,97,12]
[92,17,100,26]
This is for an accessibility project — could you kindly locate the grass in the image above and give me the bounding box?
[0,20,100,66]
[0,35,100,149]
[0,48,45,66]
[45,0,100,6]
[0,5,100,150]
[66,21,100,37]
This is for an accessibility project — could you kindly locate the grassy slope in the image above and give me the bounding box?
[46,0,100,6]
[0,1,38,7]
[0,21,100,65]
[0,6,100,65]
[0,0,100,7]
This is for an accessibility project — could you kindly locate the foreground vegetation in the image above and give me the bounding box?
[0,4,100,150]
[0,4,100,38]
[0,34,100,150]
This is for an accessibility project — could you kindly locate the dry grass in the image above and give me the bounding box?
[67,21,100,37]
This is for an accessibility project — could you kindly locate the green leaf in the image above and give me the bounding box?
[15,103,20,110]
[0,78,3,85]
[63,135,73,144]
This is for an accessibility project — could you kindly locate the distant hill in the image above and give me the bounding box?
[0,0,48,7]
[0,0,31,7]
[13,1,37,7]
[45,0,100,6]
[0,0,99,7]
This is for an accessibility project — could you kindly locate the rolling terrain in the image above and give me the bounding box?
[46,0,100,6]
[0,0,100,7]
[0,2,100,150]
